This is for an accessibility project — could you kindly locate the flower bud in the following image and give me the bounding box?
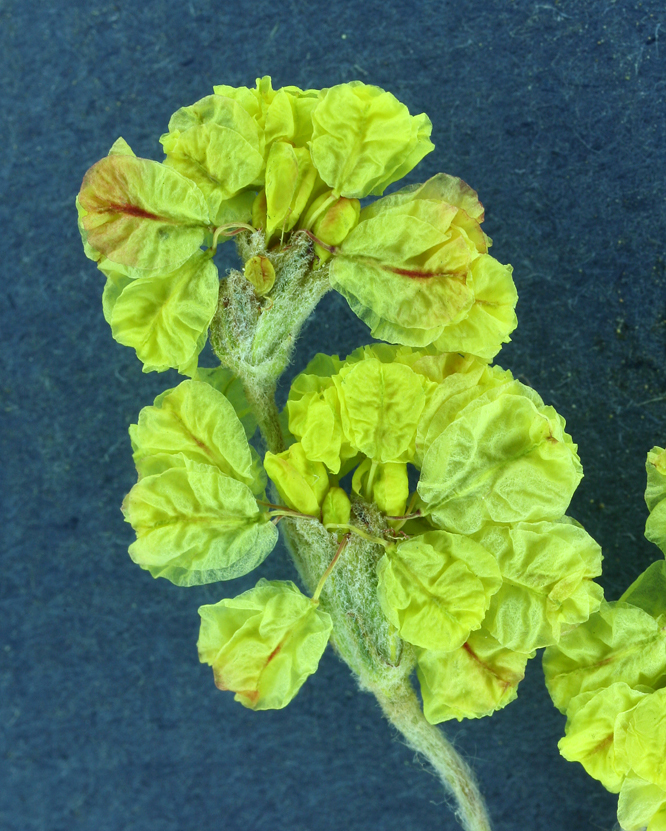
[244,255,275,297]
[312,196,361,262]
[322,486,351,528]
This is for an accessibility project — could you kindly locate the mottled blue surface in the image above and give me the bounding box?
[1,1,665,829]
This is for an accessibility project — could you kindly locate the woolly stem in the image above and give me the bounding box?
[372,679,492,831]
[242,379,284,455]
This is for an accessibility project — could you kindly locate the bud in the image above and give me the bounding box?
[312,195,361,262]
[244,255,276,296]
[322,486,351,528]
[264,442,329,517]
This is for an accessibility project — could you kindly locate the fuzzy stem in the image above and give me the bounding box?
[372,679,492,831]
[242,379,285,454]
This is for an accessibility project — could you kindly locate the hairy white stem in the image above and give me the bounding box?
[372,679,493,831]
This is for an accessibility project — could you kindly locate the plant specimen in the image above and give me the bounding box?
[77,77,611,831]
[544,446,666,831]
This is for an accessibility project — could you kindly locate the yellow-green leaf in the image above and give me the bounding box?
[264,442,329,517]
[419,392,583,534]
[129,380,264,494]
[123,458,278,585]
[473,521,603,651]
[543,601,666,714]
[646,446,666,555]
[78,154,210,269]
[377,531,501,651]
[309,82,433,198]
[198,579,332,710]
[416,628,531,723]
[106,249,219,373]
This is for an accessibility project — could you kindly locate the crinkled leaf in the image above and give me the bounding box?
[265,142,318,237]
[160,94,264,225]
[123,458,277,585]
[78,153,210,269]
[416,361,514,464]
[129,380,263,494]
[432,254,518,360]
[330,200,476,347]
[419,392,583,534]
[417,628,531,723]
[622,688,666,790]
[189,365,257,439]
[618,773,666,831]
[264,442,329,517]
[198,579,332,710]
[473,521,603,652]
[333,358,428,463]
[360,172,484,223]
[107,249,218,373]
[646,446,666,555]
[287,386,349,474]
[377,531,501,651]
[543,601,666,714]
[620,560,666,622]
[100,260,134,324]
[263,86,320,147]
[558,683,646,792]
[310,82,433,198]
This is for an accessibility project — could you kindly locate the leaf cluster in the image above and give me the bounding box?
[543,447,666,831]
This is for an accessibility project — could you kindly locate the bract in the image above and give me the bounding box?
[129,380,264,494]
[309,81,434,198]
[473,521,603,651]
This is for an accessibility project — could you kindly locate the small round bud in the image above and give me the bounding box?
[244,255,276,297]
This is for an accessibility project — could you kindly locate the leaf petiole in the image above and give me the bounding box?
[311,534,351,603]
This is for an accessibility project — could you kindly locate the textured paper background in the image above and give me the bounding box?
[1,1,665,829]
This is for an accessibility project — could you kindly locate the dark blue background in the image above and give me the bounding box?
[2,1,665,829]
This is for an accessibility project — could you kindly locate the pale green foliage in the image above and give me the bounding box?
[103,250,219,374]
[543,600,666,714]
[328,174,517,357]
[558,683,645,792]
[419,392,583,534]
[122,380,275,585]
[160,94,265,225]
[472,521,603,652]
[264,443,329,516]
[377,531,502,651]
[646,446,666,554]
[78,152,210,270]
[198,579,332,710]
[122,458,278,585]
[77,80,518,377]
[79,76,610,785]
[416,628,532,723]
[543,448,666,830]
[309,81,434,198]
[269,344,596,723]
[129,380,264,493]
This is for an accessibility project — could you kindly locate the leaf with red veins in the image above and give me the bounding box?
[77,153,210,270]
